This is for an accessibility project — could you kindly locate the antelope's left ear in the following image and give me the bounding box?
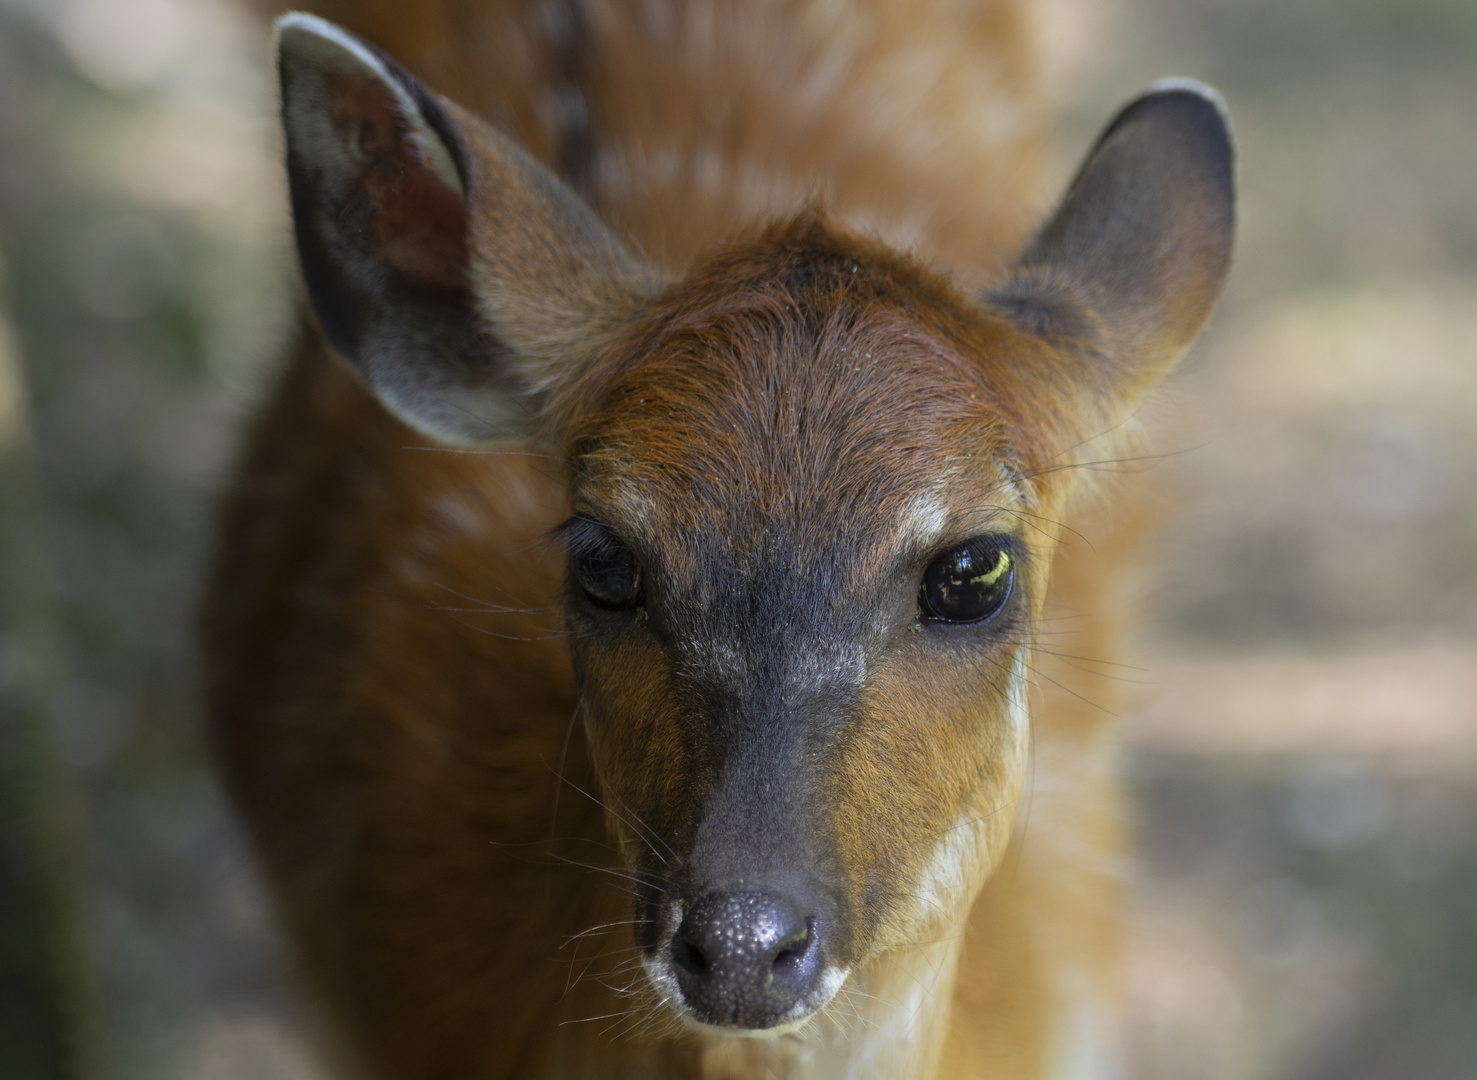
[987,80,1235,417]
[277,13,656,444]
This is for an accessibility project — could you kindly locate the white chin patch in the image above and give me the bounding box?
[641,953,851,1036]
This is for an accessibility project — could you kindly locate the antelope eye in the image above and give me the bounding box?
[570,525,643,611]
[919,537,1015,624]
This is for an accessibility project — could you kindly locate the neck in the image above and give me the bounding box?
[569,0,1045,276]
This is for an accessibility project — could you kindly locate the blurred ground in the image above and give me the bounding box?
[1042,2,1477,1077]
[0,0,1473,1078]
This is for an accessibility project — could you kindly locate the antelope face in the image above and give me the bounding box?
[561,226,1062,1030]
[275,14,1232,1037]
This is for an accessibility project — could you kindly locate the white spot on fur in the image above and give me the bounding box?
[829,936,964,1080]
[897,488,948,549]
[912,808,983,923]
[694,144,724,190]
[609,479,656,527]
[1006,639,1031,737]
[686,638,868,692]
[789,642,867,687]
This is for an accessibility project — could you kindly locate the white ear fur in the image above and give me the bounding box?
[1145,78,1233,127]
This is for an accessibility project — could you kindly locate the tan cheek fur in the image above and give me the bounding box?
[833,641,1030,942]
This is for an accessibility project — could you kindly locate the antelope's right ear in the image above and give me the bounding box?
[277,14,655,443]
[986,82,1235,434]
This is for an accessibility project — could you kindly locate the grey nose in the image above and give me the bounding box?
[671,888,822,1028]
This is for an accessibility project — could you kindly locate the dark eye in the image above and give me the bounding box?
[919,537,1015,624]
[570,524,643,611]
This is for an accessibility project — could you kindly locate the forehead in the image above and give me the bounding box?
[571,224,1028,563]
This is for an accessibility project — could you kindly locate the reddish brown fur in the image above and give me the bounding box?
[209,3,1230,1077]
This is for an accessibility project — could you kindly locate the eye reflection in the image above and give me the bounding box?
[919,537,1014,624]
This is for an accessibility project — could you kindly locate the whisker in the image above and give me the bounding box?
[562,918,645,946]
[542,851,660,890]
[545,761,671,867]
[547,704,583,885]
[429,582,556,616]
[610,791,676,861]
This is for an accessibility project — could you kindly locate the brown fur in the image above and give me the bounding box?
[206,4,1231,1078]
[252,0,1046,272]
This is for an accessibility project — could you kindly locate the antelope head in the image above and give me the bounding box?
[277,14,1233,1033]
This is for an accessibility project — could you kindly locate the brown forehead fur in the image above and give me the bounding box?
[567,212,1064,553]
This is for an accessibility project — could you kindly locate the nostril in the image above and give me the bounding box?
[676,935,708,974]
[769,916,812,977]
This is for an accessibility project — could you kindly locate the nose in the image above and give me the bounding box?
[671,888,823,1028]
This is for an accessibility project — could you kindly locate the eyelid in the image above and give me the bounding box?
[923,533,1025,569]
[559,516,625,558]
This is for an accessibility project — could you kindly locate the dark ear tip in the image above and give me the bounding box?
[1142,78,1233,128]
[1103,78,1236,180]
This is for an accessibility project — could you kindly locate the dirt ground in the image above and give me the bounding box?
[0,0,1472,1077]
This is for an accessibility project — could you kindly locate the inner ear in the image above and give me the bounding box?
[277,14,661,446]
[281,14,475,353]
[278,14,528,444]
[325,62,469,289]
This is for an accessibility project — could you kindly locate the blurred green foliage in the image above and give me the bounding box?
[0,3,292,1077]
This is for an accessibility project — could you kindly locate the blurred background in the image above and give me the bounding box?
[0,0,1472,1077]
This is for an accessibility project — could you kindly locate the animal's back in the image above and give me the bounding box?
[251,0,1046,269]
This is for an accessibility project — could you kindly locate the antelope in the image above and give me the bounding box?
[203,3,1233,1078]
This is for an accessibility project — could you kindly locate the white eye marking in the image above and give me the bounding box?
[898,488,948,548]
[607,479,655,527]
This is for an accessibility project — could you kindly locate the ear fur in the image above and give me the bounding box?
[989,80,1235,422]
[276,13,655,443]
